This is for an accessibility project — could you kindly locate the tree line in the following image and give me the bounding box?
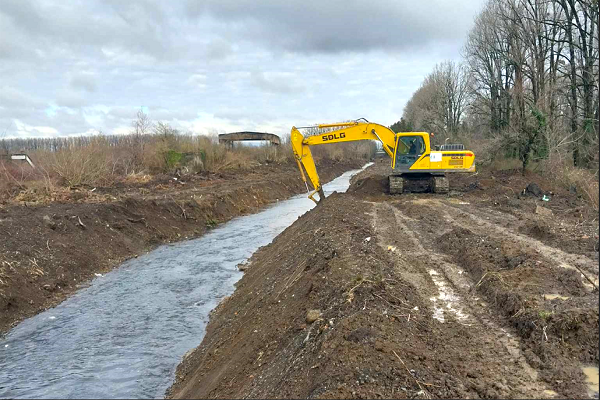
[0,111,203,154]
[394,0,598,172]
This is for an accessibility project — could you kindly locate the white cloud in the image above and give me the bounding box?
[13,119,58,137]
[0,0,486,138]
[186,74,208,90]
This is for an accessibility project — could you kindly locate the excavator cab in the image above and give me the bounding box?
[394,135,425,172]
[392,133,431,173]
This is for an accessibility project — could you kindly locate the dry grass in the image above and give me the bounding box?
[489,157,524,171]
[49,142,114,187]
[542,158,599,211]
[0,130,375,204]
[121,172,153,185]
[484,153,599,212]
[454,128,599,211]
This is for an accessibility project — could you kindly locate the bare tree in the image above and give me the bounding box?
[459,0,598,171]
[402,61,471,140]
[430,61,472,134]
[128,109,154,173]
[463,0,515,131]
[0,122,13,155]
[562,0,598,166]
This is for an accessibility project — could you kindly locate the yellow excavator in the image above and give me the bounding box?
[291,118,476,203]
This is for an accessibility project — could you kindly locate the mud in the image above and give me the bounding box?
[0,160,363,335]
[169,159,598,399]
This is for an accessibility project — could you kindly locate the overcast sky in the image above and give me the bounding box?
[0,0,486,139]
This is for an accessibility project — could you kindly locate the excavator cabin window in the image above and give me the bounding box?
[395,136,424,169]
[398,136,424,155]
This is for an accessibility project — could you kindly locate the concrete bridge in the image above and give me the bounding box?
[0,153,35,168]
[218,132,281,147]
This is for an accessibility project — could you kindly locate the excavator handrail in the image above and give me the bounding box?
[294,118,370,130]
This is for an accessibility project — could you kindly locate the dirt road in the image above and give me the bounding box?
[169,160,599,399]
[0,160,363,335]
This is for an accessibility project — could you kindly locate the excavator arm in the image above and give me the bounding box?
[291,120,397,203]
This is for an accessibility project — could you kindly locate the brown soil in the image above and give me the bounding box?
[0,159,364,336]
[168,159,599,399]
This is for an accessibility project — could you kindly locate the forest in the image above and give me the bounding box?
[394,0,598,177]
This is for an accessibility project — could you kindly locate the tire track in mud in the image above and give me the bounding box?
[372,202,474,326]
[432,199,598,290]
[392,197,598,398]
[371,201,557,399]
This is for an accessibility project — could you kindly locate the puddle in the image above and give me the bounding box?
[559,263,600,290]
[582,366,599,398]
[544,294,570,301]
[447,198,470,205]
[427,269,471,325]
[409,198,436,205]
[557,264,599,290]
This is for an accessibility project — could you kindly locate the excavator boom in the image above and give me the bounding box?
[291,121,396,203]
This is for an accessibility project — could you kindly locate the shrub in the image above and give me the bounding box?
[543,158,599,212]
[50,139,114,187]
[164,150,183,170]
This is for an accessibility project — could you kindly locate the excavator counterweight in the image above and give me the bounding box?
[291,119,475,203]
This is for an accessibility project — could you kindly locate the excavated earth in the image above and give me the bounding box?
[0,159,363,335]
[168,159,599,399]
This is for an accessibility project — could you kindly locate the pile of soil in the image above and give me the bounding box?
[0,159,363,335]
[348,174,388,197]
[518,218,556,241]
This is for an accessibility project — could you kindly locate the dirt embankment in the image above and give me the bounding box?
[0,159,363,335]
[168,160,598,399]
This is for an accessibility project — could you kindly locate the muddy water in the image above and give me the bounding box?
[0,164,371,399]
[427,269,471,325]
[583,366,599,398]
